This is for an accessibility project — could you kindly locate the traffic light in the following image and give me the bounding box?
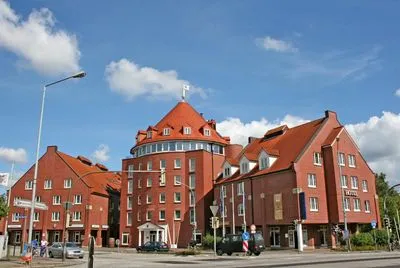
[384,217,391,228]
[210,217,214,228]
[292,220,297,228]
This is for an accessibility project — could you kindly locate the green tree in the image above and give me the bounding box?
[0,195,9,218]
[375,173,400,222]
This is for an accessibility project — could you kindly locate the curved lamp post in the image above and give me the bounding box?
[28,71,86,245]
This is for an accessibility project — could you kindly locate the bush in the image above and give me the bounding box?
[202,233,222,249]
[351,232,374,246]
[373,229,389,246]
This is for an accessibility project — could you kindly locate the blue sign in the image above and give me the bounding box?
[299,192,307,220]
[371,220,377,229]
[242,232,250,241]
[16,215,26,219]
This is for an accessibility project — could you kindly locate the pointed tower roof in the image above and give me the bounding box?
[134,101,229,147]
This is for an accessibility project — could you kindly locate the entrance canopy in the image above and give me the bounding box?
[137,222,164,231]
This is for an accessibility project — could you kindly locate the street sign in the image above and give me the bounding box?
[210,205,219,216]
[242,232,250,241]
[16,215,27,219]
[343,229,349,240]
[14,199,48,210]
[250,224,256,234]
[371,220,377,229]
[242,240,248,252]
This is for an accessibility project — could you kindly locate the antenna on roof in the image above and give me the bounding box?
[182,84,190,102]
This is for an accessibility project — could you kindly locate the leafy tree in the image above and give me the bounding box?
[375,173,400,222]
[0,194,9,218]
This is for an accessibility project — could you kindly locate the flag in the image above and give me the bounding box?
[0,173,9,187]
[183,84,190,91]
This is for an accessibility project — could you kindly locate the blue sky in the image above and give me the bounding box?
[1,0,399,190]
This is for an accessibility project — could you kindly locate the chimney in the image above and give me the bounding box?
[47,145,58,153]
[248,137,257,144]
[325,110,337,119]
[207,119,216,130]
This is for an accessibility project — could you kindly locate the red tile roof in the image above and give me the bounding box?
[57,152,121,196]
[216,117,326,184]
[135,102,229,146]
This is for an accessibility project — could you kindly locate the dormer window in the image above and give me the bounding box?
[259,151,270,170]
[147,131,152,139]
[184,127,191,135]
[204,128,211,136]
[240,162,249,174]
[224,167,231,177]
[163,128,171,136]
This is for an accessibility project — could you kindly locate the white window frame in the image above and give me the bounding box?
[25,180,33,190]
[240,161,249,174]
[122,233,129,245]
[127,196,132,210]
[362,180,368,192]
[174,175,181,185]
[351,176,358,189]
[354,199,361,212]
[224,167,231,177]
[163,128,171,136]
[138,178,142,188]
[146,211,152,221]
[309,197,319,211]
[237,182,244,196]
[74,195,82,205]
[35,196,41,202]
[183,127,191,135]
[221,185,227,198]
[174,210,181,220]
[33,212,40,222]
[146,131,152,139]
[344,198,350,211]
[128,180,133,194]
[174,192,181,203]
[159,192,166,203]
[159,210,166,221]
[12,213,20,222]
[189,158,196,172]
[189,191,195,207]
[174,159,181,169]
[146,194,152,204]
[127,212,132,226]
[160,159,166,169]
[308,174,317,188]
[189,174,196,189]
[51,212,60,222]
[128,165,134,178]
[147,177,152,187]
[147,161,152,171]
[72,211,81,221]
[204,128,211,136]
[365,200,371,213]
[338,153,345,166]
[137,195,141,205]
[53,195,61,205]
[340,175,348,188]
[64,178,72,189]
[348,155,356,168]
[137,212,141,222]
[44,179,52,189]
[313,152,322,166]
[238,204,244,216]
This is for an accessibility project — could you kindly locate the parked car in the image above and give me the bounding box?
[136,241,169,252]
[48,242,84,259]
[216,233,265,256]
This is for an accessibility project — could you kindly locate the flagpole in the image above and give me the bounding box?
[4,162,15,257]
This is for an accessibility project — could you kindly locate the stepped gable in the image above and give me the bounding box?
[135,101,228,146]
[57,152,120,195]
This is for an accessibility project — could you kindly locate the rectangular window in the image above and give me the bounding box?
[147,131,152,139]
[189,191,195,207]
[189,174,196,189]
[163,128,171,136]
[240,162,249,174]
[53,195,61,205]
[204,128,211,136]
[25,180,33,190]
[362,180,368,192]
[137,195,141,205]
[146,194,152,204]
[183,127,191,135]
[64,178,72,189]
[147,177,152,187]
[12,213,20,222]
[127,196,132,210]
[224,167,231,177]
[344,198,350,211]
[237,182,244,196]
[221,185,227,198]
[338,153,345,166]
[238,204,244,216]
[51,212,60,221]
[160,159,166,169]
[159,210,166,221]
[138,163,143,170]
[159,192,166,203]
[174,192,181,203]
[44,179,52,189]
[365,200,371,213]
[159,173,166,186]
[33,212,40,222]
[190,208,195,223]
[307,174,317,188]
[128,165,134,178]
[174,159,181,169]
[354,199,361,211]
[137,212,141,222]
[351,176,358,189]
[72,211,81,221]
[122,233,129,245]
[174,210,181,220]
[138,178,142,188]
[174,175,181,185]
[146,211,152,221]
[127,212,132,226]
[340,175,348,188]
[74,195,82,205]
[313,152,322,165]
[348,155,356,167]
[189,158,196,172]
[310,197,319,211]
[147,161,152,171]
[128,180,133,194]
[35,196,41,202]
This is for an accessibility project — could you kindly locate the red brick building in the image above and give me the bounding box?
[214,111,380,249]
[120,101,238,248]
[6,146,120,247]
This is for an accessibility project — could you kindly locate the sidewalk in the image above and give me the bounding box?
[0,257,84,268]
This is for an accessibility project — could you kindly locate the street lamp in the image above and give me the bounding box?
[28,71,86,245]
[336,138,349,251]
[180,182,197,244]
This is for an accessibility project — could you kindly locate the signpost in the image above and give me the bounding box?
[371,220,377,251]
[210,203,219,256]
[14,199,48,210]
[242,232,249,255]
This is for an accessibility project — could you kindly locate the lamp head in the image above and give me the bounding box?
[72,71,86,79]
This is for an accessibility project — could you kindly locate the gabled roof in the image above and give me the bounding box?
[57,152,121,196]
[216,117,326,184]
[134,102,228,147]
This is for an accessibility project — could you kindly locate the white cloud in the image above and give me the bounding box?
[0,147,27,164]
[395,88,400,97]
[105,59,206,101]
[217,115,308,146]
[256,36,298,53]
[91,144,110,163]
[0,0,80,76]
[346,111,400,185]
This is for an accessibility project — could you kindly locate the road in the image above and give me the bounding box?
[66,250,400,268]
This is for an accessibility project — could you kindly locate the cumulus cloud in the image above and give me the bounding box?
[0,147,27,164]
[0,0,80,76]
[346,111,400,185]
[256,36,298,53]
[105,59,206,101]
[217,115,308,146]
[395,88,400,97]
[91,144,110,163]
